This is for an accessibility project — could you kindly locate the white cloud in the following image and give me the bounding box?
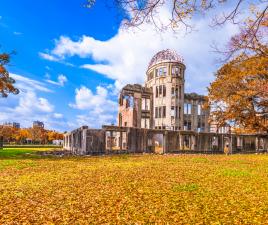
[14,91,54,114]
[53,113,63,119]
[46,74,68,87]
[39,52,74,67]
[42,9,239,94]
[11,73,52,93]
[39,52,61,62]
[0,73,66,130]
[69,86,117,128]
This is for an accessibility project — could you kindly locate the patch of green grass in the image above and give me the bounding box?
[172,183,199,192]
[0,148,57,159]
[192,157,209,163]
[0,148,36,158]
[219,168,251,177]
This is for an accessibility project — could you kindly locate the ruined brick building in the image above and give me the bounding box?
[118,49,209,132]
[64,49,268,155]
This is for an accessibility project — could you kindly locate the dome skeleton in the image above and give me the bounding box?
[148,49,184,69]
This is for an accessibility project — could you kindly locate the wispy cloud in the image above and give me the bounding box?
[39,52,74,67]
[11,73,52,93]
[46,74,68,87]
[39,52,61,62]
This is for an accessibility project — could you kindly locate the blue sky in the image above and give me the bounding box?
[0,0,241,131]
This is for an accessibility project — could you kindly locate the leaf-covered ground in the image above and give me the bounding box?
[1,149,268,224]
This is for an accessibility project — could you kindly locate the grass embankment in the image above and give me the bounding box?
[0,148,268,224]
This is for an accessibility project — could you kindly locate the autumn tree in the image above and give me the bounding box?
[18,129,31,144]
[0,52,19,97]
[29,127,47,144]
[207,13,268,133]
[207,54,268,133]
[0,125,13,143]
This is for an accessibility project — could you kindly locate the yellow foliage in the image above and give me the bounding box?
[1,154,268,223]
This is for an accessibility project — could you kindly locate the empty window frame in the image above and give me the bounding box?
[197,104,202,115]
[163,85,166,97]
[171,106,175,117]
[212,136,219,147]
[159,85,162,95]
[171,66,180,76]
[237,136,243,148]
[175,106,178,118]
[156,67,167,77]
[160,67,167,76]
[184,121,191,130]
[171,87,175,96]
[155,107,158,118]
[148,71,154,81]
[184,103,192,115]
[162,106,166,118]
[142,98,150,110]
[158,107,162,118]
[155,68,159,77]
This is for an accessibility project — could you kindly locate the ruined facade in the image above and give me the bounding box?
[64,126,268,155]
[118,84,153,129]
[118,49,210,132]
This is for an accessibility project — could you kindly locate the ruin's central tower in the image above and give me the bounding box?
[145,49,185,130]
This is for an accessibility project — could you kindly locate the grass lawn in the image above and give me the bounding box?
[1,149,268,224]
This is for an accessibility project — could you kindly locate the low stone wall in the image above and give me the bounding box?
[64,126,268,155]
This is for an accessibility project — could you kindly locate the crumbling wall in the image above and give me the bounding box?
[64,126,268,155]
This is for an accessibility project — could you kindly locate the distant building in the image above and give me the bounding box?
[118,49,210,132]
[3,122,20,129]
[33,121,44,129]
[52,140,64,146]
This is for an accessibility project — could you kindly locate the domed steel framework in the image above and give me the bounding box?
[148,49,184,69]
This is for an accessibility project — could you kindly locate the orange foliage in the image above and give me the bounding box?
[0,52,19,97]
[0,125,63,144]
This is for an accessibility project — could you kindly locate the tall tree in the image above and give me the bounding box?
[207,54,268,133]
[0,52,19,97]
[207,14,268,133]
